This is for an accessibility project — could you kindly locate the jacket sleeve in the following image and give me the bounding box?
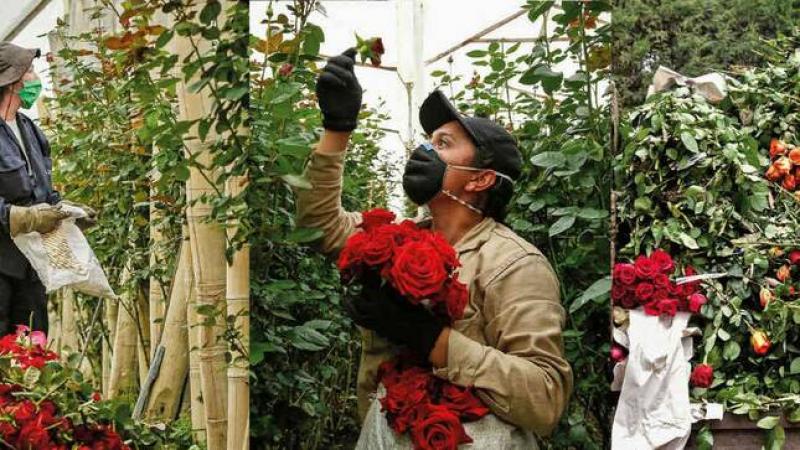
[0,197,10,235]
[294,150,362,256]
[433,253,573,437]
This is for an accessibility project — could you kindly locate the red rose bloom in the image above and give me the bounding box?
[0,421,16,440]
[611,283,627,302]
[15,422,51,448]
[361,229,396,266]
[359,208,396,231]
[634,255,659,280]
[389,241,448,301]
[12,400,36,423]
[613,263,637,285]
[409,403,472,450]
[423,232,460,271]
[653,273,671,289]
[610,344,627,363]
[337,232,369,272]
[690,363,713,388]
[789,250,800,266]
[688,293,707,313]
[438,384,490,421]
[634,282,655,302]
[277,63,293,77]
[650,249,675,274]
[435,279,469,321]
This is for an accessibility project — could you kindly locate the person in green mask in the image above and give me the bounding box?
[0,42,96,336]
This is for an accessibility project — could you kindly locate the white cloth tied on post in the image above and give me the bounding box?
[646,66,729,103]
[612,310,694,449]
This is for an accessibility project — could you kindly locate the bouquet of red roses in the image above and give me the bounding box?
[338,208,468,323]
[612,248,707,316]
[338,209,489,449]
[0,326,130,450]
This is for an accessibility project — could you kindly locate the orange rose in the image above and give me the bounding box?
[770,247,785,258]
[760,288,773,309]
[777,264,791,282]
[789,148,800,165]
[765,164,782,182]
[775,157,793,176]
[783,174,797,191]
[770,138,787,158]
[751,330,771,356]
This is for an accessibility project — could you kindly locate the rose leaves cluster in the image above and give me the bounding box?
[612,249,706,317]
[338,208,469,323]
[377,358,489,450]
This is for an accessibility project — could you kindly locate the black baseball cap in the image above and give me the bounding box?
[419,89,522,181]
[0,42,40,87]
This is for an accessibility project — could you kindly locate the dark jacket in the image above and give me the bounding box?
[0,112,60,279]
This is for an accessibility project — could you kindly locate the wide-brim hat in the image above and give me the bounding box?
[0,42,40,87]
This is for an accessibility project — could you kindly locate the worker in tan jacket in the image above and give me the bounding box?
[295,48,573,439]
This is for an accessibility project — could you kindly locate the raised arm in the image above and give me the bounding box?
[294,48,365,256]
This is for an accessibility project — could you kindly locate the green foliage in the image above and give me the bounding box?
[249,1,391,448]
[616,33,800,444]
[612,0,800,107]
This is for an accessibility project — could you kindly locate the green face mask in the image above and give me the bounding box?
[18,79,42,109]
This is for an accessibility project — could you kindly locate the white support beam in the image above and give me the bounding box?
[2,0,54,42]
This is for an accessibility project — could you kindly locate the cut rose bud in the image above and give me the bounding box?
[775,157,793,176]
[789,250,800,266]
[688,293,707,313]
[760,288,773,309]
[690,363,713,388]
[783,174,797,191]
[765,164,782,182]
[610,344,627,363]
[770,138,787,158]
[777,264,791,282]
[789,148,800,165]
[751,330,771,356]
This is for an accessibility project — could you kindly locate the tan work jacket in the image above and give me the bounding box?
[295,150,573,437]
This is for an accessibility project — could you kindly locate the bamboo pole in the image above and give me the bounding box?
[102,295,118,398]
[143,239,192,421]
[226,175,250,450]
[108,268,140,398]
[59,288,79,355]
[168,2,232,447]
[186,281,207,441]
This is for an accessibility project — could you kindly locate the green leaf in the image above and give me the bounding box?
[549,215,576,237]
[680,132,699,152]
[527,1,554,22]
[695,426,714,450]
[766,424,786,450]
[466,50,488,58]
[286,227,324,243]
[199,1,222,24]
[678,232,699,249]
[723,340,740,361]
[291,324,330,351]
[570,276,612,313]
[757,415,780,430]
[790,357,800,374]
[530,151,566,168]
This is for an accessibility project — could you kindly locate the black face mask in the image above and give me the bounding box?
[402,142,446,205]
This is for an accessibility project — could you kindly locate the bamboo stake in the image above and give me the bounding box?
[186,282,206,441]
[143,240,192,421]
[169,2,231,446]
[102,295,118,398]
[108,268,141,398]
[226,175,250,450]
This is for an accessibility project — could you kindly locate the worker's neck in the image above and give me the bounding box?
[0,97,19,122]
[430,201,484,246]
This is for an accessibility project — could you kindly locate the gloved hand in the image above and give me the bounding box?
[345,274,445,359]
[59,200,98,230]
[316,48,363,132]
[9,204,71,236]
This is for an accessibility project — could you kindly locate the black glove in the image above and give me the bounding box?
[316,48,363,132]
[345,275,444,358]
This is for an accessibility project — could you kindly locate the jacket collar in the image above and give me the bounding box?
[454,216,496,254]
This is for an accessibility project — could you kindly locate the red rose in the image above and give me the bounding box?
[389,241,448,300]
[277,63,294,77]
[361,229,396,267]
[611,283,627,302]
[658,298,679,316]
[789,250,800,266]
[359,208,396,232]
[653,273,671,289]
[690,364,713,388]
[435,279,469,321]
[0,421,16,440]
[337,232,370,273]
[409,403,472,450]
[650,249,675,274]
[613,263,637,285]
[12,400,36,423]
[423,232,460,271]
[15,422,51,448]
[634,255,659,280]
[688,293,707,313]
[683,265,697,277]
[643,300,660,316]
[634,282,655,303]
[751,330,771,356]
[438,384,490,421]
[92,392,102,402]
[651,289,668,303]
[610,344,627,363]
